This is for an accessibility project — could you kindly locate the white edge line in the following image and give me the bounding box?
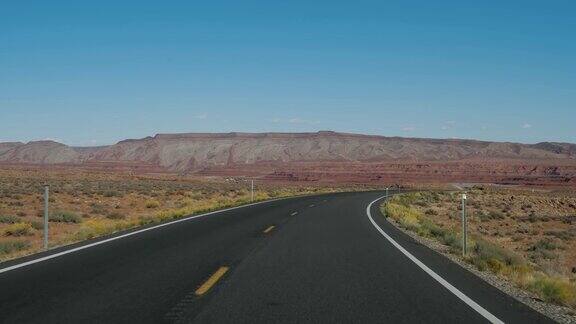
[366,196,504,324]
[0,197,287,275]
[291,212,298,216]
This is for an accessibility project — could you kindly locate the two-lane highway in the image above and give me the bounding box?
[0,192,553,323]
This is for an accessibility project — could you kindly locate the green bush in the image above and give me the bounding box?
[50,211,82,223]
[106,212,126,220]
[29,220,44,230]
[545,230,574,241]
[440,230,460,248]
[472,239,524,270]
[477,211,505,222]
[528,239,560,261]
[418,217,446,238]
[0,240,30,256]
[0,215,20,224]
[439,230,476,254]
[531,239,558,251]
[103,190,119,197]
[90,203,109,215]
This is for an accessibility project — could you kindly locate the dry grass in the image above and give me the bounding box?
[382,189,576,309]
[3,223,34,237]
[0,168,365,262]
[144,200,160,209]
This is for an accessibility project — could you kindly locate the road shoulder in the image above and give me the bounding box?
[368,196,557,324]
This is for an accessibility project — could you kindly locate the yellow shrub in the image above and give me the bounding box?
[145,200,160,209]
[507,264,534,287]
[75,219,135,240]
[3,223,34,237]
[528,276,576,307]
[384,202,422,230]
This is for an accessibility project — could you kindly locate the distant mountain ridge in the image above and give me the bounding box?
[1,132,575,173]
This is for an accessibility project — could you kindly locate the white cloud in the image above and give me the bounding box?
[401,126,415,132]
[43,137,64,143]
[522,123,532,129]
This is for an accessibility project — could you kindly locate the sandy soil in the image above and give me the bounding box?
[416,186,576,278]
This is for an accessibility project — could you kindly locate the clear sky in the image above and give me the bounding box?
[1,1,575,146]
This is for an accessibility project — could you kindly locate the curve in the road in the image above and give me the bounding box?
[367,196,503,324]
[0,191,554,324]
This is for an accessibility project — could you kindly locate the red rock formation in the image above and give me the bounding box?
[1,132,575,185]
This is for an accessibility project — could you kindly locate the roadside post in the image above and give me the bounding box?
[44,185,49,251]
[461,193,467,256]
[251,179,254,202]
[386,187,389,199]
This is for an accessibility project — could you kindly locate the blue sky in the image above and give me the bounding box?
[1,1,574,146]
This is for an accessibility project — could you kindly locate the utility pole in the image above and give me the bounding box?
[461,193,467,256]
[251,179,254,202]
[44,185,49,251]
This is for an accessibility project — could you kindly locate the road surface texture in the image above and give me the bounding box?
[0,192,553,323]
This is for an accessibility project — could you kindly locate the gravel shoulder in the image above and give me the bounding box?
[386,216,576,324]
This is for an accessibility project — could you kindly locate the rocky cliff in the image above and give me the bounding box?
[1,132,575,184]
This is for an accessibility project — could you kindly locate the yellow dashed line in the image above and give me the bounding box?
[195,266,229,296]
[263,225,275,234]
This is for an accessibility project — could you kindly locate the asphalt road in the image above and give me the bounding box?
[0,191,553,323]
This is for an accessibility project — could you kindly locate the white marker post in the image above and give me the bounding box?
[461,193,467,256]
[251,179,254,202]
[386,187,389,199]
[44,185,49,251]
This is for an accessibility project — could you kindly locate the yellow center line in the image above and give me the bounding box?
[263,225,275,234]
[195,266,229,296]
